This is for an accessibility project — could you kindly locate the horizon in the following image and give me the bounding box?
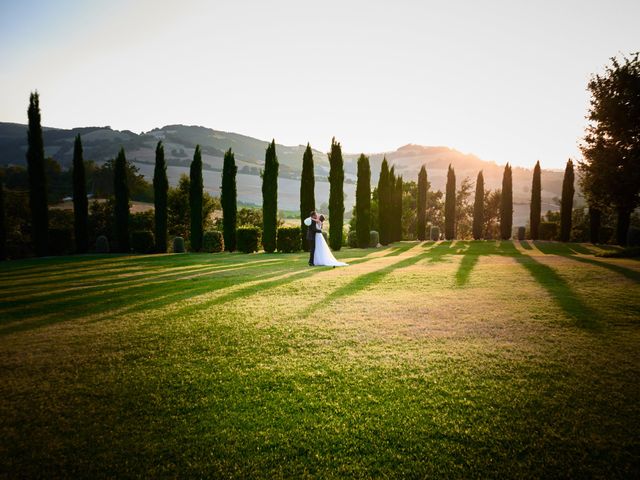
[1,0,638,170]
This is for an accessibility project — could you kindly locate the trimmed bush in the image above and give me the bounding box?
[203,230,224,253]
[173,236,186,253]
[49,228,73,255]
[599,227,614,244]
[237,226,261,253]
[627,227,640,247]
[517,226,526,241]
[276,226,302,253]
[430,226,440,241]
[539,222,558,241]
[96,235,109,253]
[131,230,155,254]
[348,230,358,248]
[369,230,379,248]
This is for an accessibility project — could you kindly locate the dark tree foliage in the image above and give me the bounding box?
[417,165,428,241]
[113,147,130,252]
[299,143,315,251]
[530,160,542,240]
[580,53,640,245]
[472,170,484,240]
[589,208,602,244]
[328,137,344,251]
[355,154,371,248]
[500,163,513,240]
[262,140,279,253]
[72,134,89,253]
[394,175,403,242]
[221,148,238,251]
[26,91,49,256]
[189,145,204,252]
[444,164,456,240]
[377,158,390,245]
[0,181,5,260]
[560,159,575,242]
[388,166,396,242]
[153,141,168,253]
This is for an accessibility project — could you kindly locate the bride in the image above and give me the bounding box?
[314,215,348,267]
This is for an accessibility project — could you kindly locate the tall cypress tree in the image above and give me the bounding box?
[417,165,428,241]
[395,175,403,241]
[355,154,371,248]
[153,141,168,253]
[299,143,315,251]
[328,137,344,251]
[113,147,130,253]
[472,170,484,240]
[500,163,513,240]
[589,207,601,244]
[388,166,396,242]
[26,91,48,256]
[377,158,390,245]
[221,148,237,251]
[560,159,575,242]
[262,140,278,253]
[444,164,456,240]
[190,145,204,252]
[72,134,89,253]
[0,181,6,261]
[530,160,541,240]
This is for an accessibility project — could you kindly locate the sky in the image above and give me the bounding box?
[1,0,638,169]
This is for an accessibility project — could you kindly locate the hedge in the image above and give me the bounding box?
[276,226,302,253]
[348,230,358,248]
[203,230,224,253]
[237,226,261,253]
[131,230,155,254]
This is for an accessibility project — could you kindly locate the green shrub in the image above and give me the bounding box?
[348,230,358,248]
[539,222,558,240]
[130,211,154,232]
[599,227,614,244]
[430,226,440,241]
[627,227,640,247]
[173,236,186,253]
[203,230,224,253]
[276,226,301,253]
[96,235,109,253]
[131,230,155,253]
[237,226,261,253]
[49,228,74,255]
[369,230,379,247]
[517,226,526,241]
[597,246,640,258]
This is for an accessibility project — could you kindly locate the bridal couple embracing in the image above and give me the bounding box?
[303,211,348,267]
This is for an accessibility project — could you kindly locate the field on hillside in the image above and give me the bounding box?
[1,241,639,478]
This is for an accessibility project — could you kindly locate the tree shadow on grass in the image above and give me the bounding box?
[455,241,502,287]
[383,242,419,257]
[519,240,534,250]
[533,241,593,255]
[499,242,602,330]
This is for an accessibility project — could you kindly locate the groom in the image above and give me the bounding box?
[303,211,322,266]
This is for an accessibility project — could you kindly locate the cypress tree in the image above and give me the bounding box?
[221,148,238,251]
[72,134,89,253]
[299,143,315,251]
[388,166,396,242]
[189,145,203,252]
[560,159,575,242]
[395,175,403,241]
[113,147,130,252]
[472,170,484,240]
[417,165,428,241]
[589,207,601,244]
[500,163,513,240]
[262,140,278,253]
[26,91,49,256]
[153,141,168,253]
[444,164,456,240]
[0,181,6,261]
[530,160,541,240]
[355,154,371,248]
[328,137,344,251]
[377,158,390,245]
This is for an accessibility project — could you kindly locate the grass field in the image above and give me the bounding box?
[1,241,639,478]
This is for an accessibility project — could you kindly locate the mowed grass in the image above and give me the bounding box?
[1,241,639,478]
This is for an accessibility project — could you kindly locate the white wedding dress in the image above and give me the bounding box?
[314,224,348,267]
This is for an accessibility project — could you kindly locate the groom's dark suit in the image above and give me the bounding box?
[307,219,322,265]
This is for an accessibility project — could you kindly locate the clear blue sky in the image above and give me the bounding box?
[1,0,638,169]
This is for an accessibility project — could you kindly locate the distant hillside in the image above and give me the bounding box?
[0,122,576,221]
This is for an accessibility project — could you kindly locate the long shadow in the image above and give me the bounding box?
[455,241,502,287]
[519,240,534,250]
[561,255,640,284]
[499,242,602,330]
[0,252,383,336]
[533,241,593,255]
[383,242,419,257]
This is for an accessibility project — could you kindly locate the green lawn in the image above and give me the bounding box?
[1,241,639,478]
